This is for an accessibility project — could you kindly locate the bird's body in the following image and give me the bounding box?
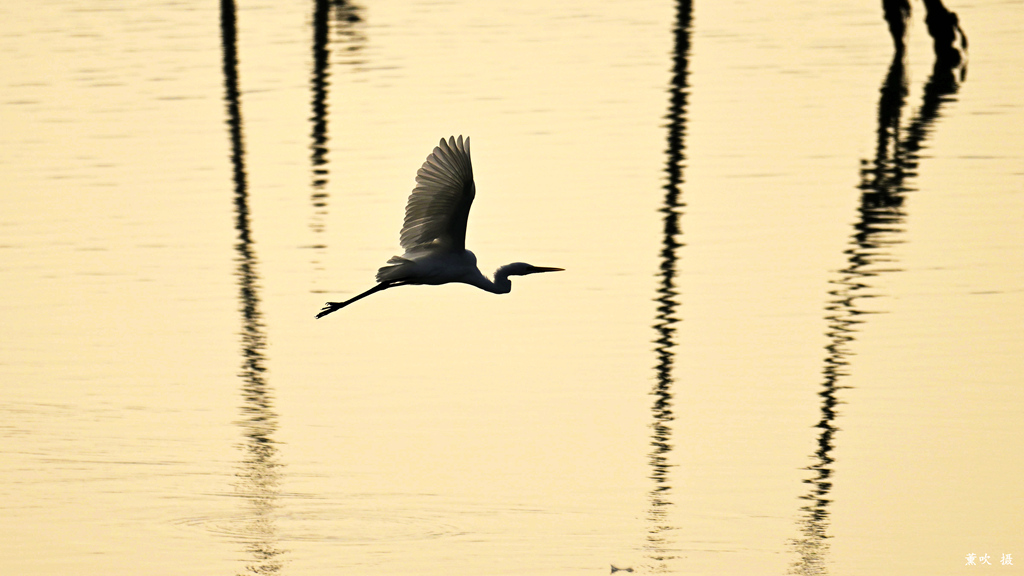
[317,136,561,318]
[376,249,484,287]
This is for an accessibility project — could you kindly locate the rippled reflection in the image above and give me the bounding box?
[310,0,331,225]
[789,50,965,575]
[309,0,365,238]
[645,1,692,572]
[883,0,967,64]
[309,0,365,293]
[221,1,286,573]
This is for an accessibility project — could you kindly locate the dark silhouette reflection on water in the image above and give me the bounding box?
[309,0,364,237]
[308,0,365,293]
[883,0,967,65]
[645,0,692,572]
[789,51,965,575]
[221,1,286,573]
[309,0,331,228]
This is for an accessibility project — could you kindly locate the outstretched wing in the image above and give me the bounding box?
[399,136,475,252]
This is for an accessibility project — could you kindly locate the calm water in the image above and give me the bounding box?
[2,1,1022,575]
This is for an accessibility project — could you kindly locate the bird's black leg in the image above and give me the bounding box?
[316,282,401,318]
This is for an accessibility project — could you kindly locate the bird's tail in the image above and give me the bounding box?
[375,255,413,283]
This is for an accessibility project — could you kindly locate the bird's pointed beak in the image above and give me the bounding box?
[531,266,564,273]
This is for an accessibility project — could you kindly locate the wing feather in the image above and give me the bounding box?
[399,136,475,252]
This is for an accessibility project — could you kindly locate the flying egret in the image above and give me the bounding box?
[316,136,562,318]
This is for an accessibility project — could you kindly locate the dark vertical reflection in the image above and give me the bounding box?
[882,0,911,53]
[883,0,967,64]
[221,1,286,574]
[308,1,365,294]
[308,0,364,238]
[646,0,692,572]
[789,52,965,575]
[309,0,331,229]
[922,0,968,66]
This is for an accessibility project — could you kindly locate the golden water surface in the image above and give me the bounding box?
[2,0,1022,574]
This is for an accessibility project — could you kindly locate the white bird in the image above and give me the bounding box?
[317,136,562,318]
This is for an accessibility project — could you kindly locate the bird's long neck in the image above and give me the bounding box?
[469,265,514,294]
